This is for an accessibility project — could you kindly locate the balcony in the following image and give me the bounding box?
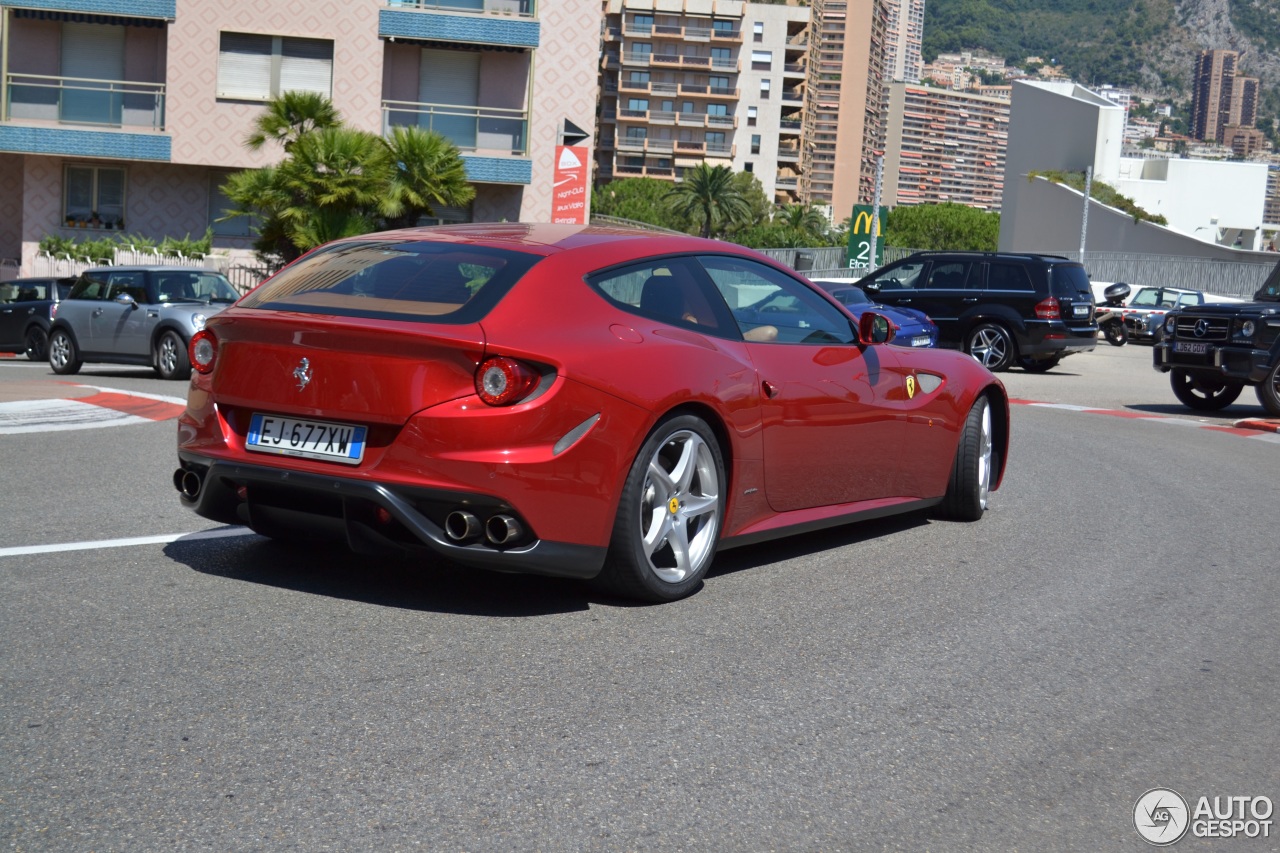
[383,100,528,163]
[614,162,675,180]
[12,0,175,16]
[379,2,539,49]
[5,74,165,131]
[388,0,536,16]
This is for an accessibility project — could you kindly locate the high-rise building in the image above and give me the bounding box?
[882,82,1008,210]
[1190,49,1258,143]
[881,0,923,84]
[0,0,603,273]
[801,0,889,221]
[597,0,808,205]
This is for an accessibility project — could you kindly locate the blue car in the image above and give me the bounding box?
[810,278,938,348]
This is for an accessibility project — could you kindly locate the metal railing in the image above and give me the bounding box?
[386,0,536,16]
[4,73,165,131]
[382,101,528,155]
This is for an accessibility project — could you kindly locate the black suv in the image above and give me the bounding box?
[0,276,76,360]
[1153,263,1280,416]
[853,252,1097,372]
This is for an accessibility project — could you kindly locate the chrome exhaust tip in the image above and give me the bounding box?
[174,468,202,499]
[444,510,483,542]
[485,514,523,546]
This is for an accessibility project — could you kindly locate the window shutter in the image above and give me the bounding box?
[280,38,333,96]
[218,32,272,100]
[419,48,480,106]
[61,23,125,80]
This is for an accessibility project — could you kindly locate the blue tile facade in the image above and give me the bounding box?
[462,155,532,185]
[0,126,171,161]
[1,0,176,18]
[378,8,539,48]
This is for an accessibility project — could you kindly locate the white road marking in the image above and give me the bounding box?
[0,526,258,558]
[0,399,154,433]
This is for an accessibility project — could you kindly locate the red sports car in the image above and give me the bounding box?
[174,224,1008,601]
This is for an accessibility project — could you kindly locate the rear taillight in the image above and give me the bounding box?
[475,357,540,406]
[190,329,217,375]
[1034,297,1061,320]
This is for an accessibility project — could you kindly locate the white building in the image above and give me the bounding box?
[1000,80,1269,255]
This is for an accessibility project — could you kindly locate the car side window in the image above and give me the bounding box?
[1130,289,1159,308]
[69,275,110,301]
[105,273,147,303]
[0,283,16,304]
[987,262,1033,292]
[922,262,971,290]
[867,261,924,291]
[588,256,730,336]
[699,256,856,345]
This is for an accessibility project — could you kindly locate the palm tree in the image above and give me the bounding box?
[777,203,829,239]
[244,91,341,152]
[380,126,476,229]
[664,163,751,239]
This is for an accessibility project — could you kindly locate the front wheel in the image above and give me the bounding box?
[1256,362,1280,417]
[155,330,192,380]
[24,326,49,361]
[1103,319,1128,347]
[965,323,1015,372]
[1169,369,1243,411]
[936,394,995,521]
[594,415,725,602]
[48,328,81,375]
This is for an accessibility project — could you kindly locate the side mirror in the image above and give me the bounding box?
[114,293,138,309]
[858,311,896,346]
[862,281,881,296]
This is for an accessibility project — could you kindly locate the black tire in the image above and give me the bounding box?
[965,323,1015,372]
[1169,369,1243,411]
[24,326,49,361]
[936,395,994,521]
[48,328,81,375]
[1256,361,1280,417]
[594,414,725,602]
[1103,319,1128,347]
[155,330,192,380]
[1018,355,1061,373]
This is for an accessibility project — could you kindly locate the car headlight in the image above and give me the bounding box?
[1164,315,1176,334]
[1238,319,1256,338]
[191,312,207,331]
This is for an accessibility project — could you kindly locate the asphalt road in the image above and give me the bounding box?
[1,347,1277,851]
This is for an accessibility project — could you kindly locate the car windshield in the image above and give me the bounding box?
[237,240,543,324]
[156,272,240,304]
[832,287,870,306]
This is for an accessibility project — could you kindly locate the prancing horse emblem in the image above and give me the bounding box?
[293,358,312,391]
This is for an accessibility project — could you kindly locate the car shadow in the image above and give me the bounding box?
[1124,402,1266,419]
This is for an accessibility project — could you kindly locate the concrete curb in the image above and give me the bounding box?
[1234,418,1280,434]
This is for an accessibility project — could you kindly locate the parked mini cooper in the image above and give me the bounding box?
[48,266,238,379]
[0,276,76,360]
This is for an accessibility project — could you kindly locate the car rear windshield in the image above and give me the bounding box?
[1050,264,1092,298]
[237,240,543,324]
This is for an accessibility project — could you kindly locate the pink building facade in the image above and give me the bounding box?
[0,0,602,274]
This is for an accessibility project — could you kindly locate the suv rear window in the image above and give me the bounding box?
[1049,265,1091,298]
[238,240,542,324]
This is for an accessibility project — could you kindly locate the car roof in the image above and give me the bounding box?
[903,251,1075,263]
[328,223,728,258]
[83,266,226,273]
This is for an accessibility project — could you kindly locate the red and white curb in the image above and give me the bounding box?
[0,384,186,434]
[1010,399,1280,442]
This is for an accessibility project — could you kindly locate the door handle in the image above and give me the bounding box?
[92,309,103,317]
[147,311,159,318]
[962,297,978,303]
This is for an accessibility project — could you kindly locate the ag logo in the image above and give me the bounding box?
[1134,788,1190,846]
[906,375,916,399]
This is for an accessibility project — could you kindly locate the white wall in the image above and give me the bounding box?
[1115,157,1268,250]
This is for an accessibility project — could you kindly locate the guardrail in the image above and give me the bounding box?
[382,101,528,155]
[4,73,165,131]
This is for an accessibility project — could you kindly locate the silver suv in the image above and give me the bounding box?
[48,266,238,380]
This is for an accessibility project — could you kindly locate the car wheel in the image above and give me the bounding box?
[48,328,81,375]
[965,323,1015,372]
[1256,361,1280,417]
[24,326,49,361]
[1017,355,1061,373]
[1169,369,1243,411]
[595,414,725,602]
[1103,320,1128,347]
[936,394,994,521]
[155,330,192,380]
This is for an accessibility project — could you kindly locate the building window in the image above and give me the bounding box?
[751,50,772,69]
[751,134,761,154]
[753,21,763,42]
[744,162,753,172]
[710,76,731,96]
[209,173,254,237]
[217,32,333,101]
[712,19,735,36]
[706,131,726,148]
[628,71,651,85]
[625,126,647,140]
[627,98,649,112]
[632,14,653,31]
[64,165,125,230]
[707,103,728,117]
[747,106,757,126]
[760,79,771,98]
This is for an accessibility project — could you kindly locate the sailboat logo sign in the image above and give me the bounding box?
[552,146,589,224]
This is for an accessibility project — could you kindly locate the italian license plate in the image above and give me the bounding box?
[1073,304,1090,318]
[1174,341,1209,355]
[246,413,367,464]
[910,335,933,347]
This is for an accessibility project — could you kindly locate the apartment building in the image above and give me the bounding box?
[881,0,922,84]
[801,0,888,221]
[881,82,1008,210]
[597,0,808,205]
[0,0,602,273]
[1190,49,1259,143]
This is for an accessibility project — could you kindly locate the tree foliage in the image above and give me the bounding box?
[1029,170,1167,225]
[883,203,1001,251]
[664,163,752,239]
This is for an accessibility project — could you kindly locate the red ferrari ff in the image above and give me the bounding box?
[175,224,1008,601]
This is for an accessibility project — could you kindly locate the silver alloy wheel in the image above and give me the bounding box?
[976,398,993,511]
[969,327,1009,369]
[158,333,181,376]
[49,331,72,370]
[638,429,721,584]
